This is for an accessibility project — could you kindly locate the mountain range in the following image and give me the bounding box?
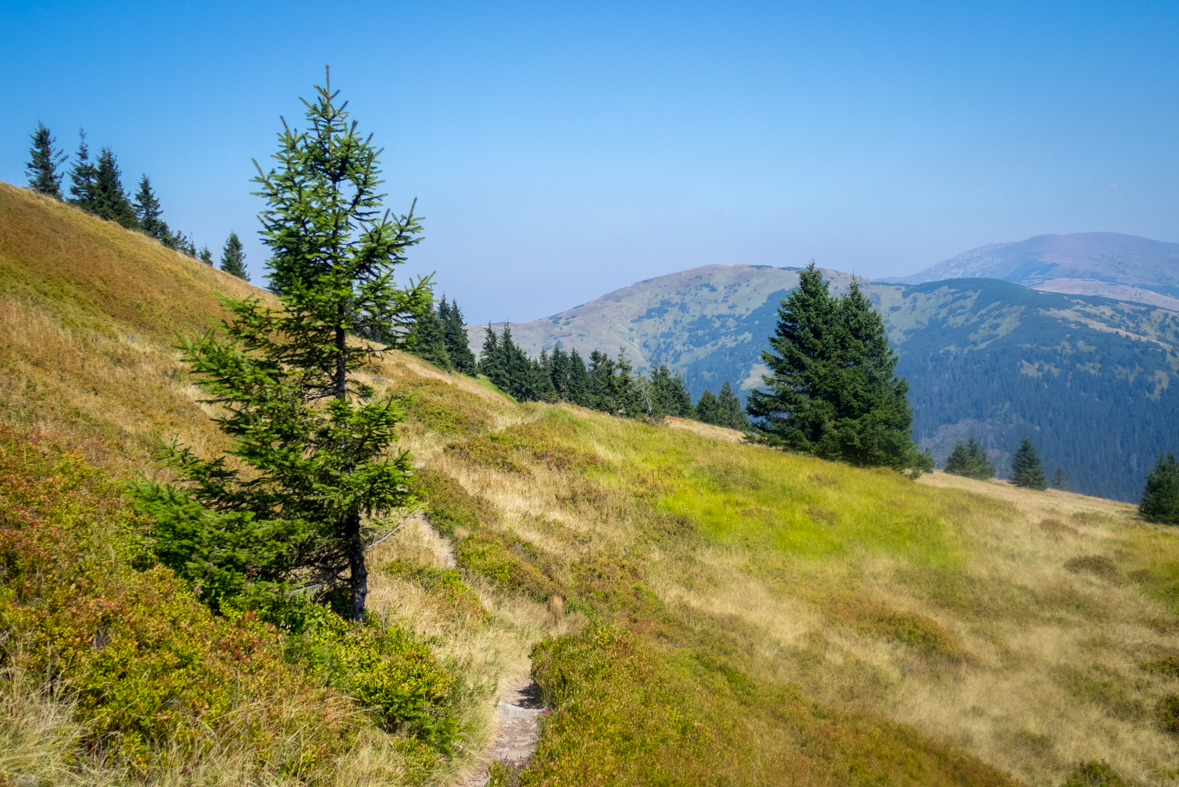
[467,233,1179,502]
[890,231,1179,310]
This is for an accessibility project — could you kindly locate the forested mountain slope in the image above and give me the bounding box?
[472,264,1179,501]
[890,232,1179,310]
[3,182,1179,787]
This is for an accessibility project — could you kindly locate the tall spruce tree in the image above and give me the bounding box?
[1011,436,1048,490]
[133,74,431,621]
[134,175,170,242]
[26,123,67,198]
[747,264,927,473]
[68,129,97,211]
[220,231,249,280]
[439,297,478,375]
[408,303,453,371]
[695,389,720,424]
[944,437,994,480]
[717,380,748,430]
[567,348,591,407]
[1139,453,1179,525]
[93,147,139,228]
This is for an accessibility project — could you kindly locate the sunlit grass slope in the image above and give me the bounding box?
[2,181,1179,786]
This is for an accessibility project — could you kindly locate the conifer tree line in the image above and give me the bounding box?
[942,434,1070,492]
[24,122,249,281]
[465,323,749,427]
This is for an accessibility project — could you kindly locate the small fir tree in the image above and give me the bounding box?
[695,389,720,424]
[134,175,170,242]
[1011,436,1048,490]
[219,231,249,280]
[92,147,139,228]
[68,129,97,211]
[26,122,67,198]
[567,348,591,407]
[133,74,431,621]
[944,437,994,480]
[408,303,453,371]
[1139,453,1179,525]
[439,297,478,375]
[1051,467,1068,491]
[717,380,748,430]
[198,246,214,265]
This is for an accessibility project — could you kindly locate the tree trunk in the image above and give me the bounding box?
[347,510,367,621]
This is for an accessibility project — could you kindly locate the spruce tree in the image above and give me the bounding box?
[567,348,591,407]
[134,175,171,242]
[479,325,512,393]
[26,123,67,198]
[536,350,559,402]
[695,389,720,424]
[1140,453,1179,525]
[93,147,139,228]
[133,74,431,621]
[746,263,842,449]
[549,346,572,401]
[408,303,453,371]
[68,129,97,211]
[220,231,249,280]
[198,247,214,266]
[747,264,927,473]
[717,380,748,430]
[1051,467,1068,491]
[1011,436,1048,490]
[944,437,994,480]
[439,297,478,375]
[587,351,614,412]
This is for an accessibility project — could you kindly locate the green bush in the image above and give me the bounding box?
[1140,655,1179,678]
[270,597,465,750]
[1061,760,1126,787]
[385,557,490,623]
[456,530,558,603]
[0,426,358,778]
[412,467,498,537]
[828,595,960,657]
[1159,694,1179,735]
[1064,555,1121,584]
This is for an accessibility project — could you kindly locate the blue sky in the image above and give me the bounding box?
[4,0,1178,324]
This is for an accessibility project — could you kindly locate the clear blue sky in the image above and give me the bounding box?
[4,0,1178,324]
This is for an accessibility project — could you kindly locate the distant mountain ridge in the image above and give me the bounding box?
[888,232,1179,310]
[468,263,1179,502]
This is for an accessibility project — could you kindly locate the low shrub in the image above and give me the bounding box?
[0,426,358,778]
[384,557,490,623]
[399,378,491,436]
[272,598,465,750]
[412,467,498,537]
[445,418,600,476]
[526,624,1017,787]
[455,531,558,603]
[1064,555,1121,583]
[1140,655,1179,679]
[827,595,960,657]
[1061,760,1127,787]
[1159,694,1179,735]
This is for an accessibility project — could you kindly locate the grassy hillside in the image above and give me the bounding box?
[468,263,1179,501]
[891,232,1179,311]
[2,182,1179,786]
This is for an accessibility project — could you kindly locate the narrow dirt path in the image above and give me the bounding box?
[456,676,545,786]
